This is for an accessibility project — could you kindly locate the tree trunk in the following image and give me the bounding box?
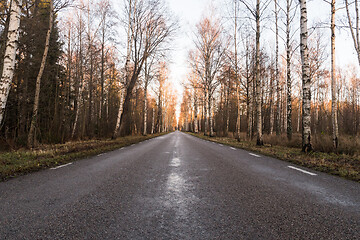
[143,84,148,135]
[113,89,124,138]
[28,0,53,148]
[255,0,263,145]
[194,91,198,133]
[157,86,163,133]
[300,0,312,152]
[246,49,252,140]
[0,0,22,126]
[151,107,155,134]
[236,83,241,140]
[204,90,208,135]
[99,17,106,128]
[272,0,279,135]
[234,0,241,140]
[0,8,11,78]
[208,90,214,136]
[297,86,301,132]
[185,103,188,131]
[269,74,274,135]
[226,80,230,134]
[331,0,339,148]
[286,0,292,141]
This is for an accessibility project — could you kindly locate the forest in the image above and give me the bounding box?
[179,0,360,155]
[0,0,178,150]
[0,0,359,156]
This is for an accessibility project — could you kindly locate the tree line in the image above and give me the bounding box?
[179,0,360,152]
[0,0,177,149]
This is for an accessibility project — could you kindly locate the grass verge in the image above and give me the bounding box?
[0,133,167,182]
[188,132,360,183]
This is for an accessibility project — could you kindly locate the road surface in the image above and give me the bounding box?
[0,131,359,239]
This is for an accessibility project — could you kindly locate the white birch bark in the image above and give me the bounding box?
[0,0,22,125]
[331,0,339,148]
[300,0,312,152]
[113,89,124,138]
[286,0,292,141]
[151,107,155,134]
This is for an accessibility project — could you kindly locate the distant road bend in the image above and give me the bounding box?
[0,131,359,239]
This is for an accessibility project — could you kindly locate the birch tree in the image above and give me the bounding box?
[279,0,298,140]
[300,0,312,152]
[191,16,227,136]
[0,0,22,126]
[239,0,270,145]
[326,0,339,148]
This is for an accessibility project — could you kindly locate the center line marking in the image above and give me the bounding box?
[230,147,236,150]
[249,153,261,157]
[288,166,317,176]
[51,163,72,170]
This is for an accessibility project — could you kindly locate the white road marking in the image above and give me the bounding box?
[230,147,236,150]
[97,153,104,157]
[249,153,261,158]
[219,144,223,146]
[288,166,317,176]
[170,157,181,167]
[51,163,72,170]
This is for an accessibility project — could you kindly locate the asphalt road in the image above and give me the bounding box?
[0,131,359,239]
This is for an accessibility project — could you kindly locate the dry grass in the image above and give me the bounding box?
[190,132,360,182]
[0,133,167,181]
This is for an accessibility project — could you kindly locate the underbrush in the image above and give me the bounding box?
[190,132,360,182]
[262,133,360,155]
